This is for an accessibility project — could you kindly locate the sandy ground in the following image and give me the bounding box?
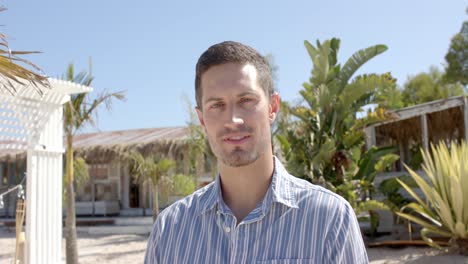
[0,228,467,263]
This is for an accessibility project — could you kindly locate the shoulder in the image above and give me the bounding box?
[145,182,216,262]
[285,173,352,214]
[156,181,216,227]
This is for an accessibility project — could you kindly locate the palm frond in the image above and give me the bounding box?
[0,13,49,96]
[339,44,388,89]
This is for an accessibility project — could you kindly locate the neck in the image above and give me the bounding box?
[218,153,275,223]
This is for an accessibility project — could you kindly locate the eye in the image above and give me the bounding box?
[210,102,224,109]
[240,97,253,103]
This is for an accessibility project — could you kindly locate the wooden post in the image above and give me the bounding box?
[364,126,376,150]
[399,141,405,171]
[14,199,26,263]
[420,114,429,151]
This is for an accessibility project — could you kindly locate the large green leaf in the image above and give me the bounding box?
[357,199,389,214]
[339,45,388,90]
[354,146,397,181]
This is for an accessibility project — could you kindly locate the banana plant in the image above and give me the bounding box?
[278,38,394,184]
[397,141,468,254]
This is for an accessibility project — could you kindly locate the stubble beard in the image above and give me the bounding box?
[208,134,269,168]
[220,146,261,167]
[207,124,271,167]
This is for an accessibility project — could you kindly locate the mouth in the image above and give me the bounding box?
[223,135,251,144]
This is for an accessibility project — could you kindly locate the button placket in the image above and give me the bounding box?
[224,216,238,264]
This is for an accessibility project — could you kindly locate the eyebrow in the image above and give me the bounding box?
[203,91,260,105]
[237,91,259,98]
[203,97,224,105]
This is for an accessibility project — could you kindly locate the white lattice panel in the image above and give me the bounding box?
[0,78,91,264]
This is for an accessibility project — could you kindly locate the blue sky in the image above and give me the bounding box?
[3,0,467,132]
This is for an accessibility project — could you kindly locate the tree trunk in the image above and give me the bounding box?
[65,139,78,264]
[65,181,78,264]
[152,183,159,222]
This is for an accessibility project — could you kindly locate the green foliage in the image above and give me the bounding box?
[278,38,394,184]
[0,7,49,95]
[73,157,89,188]
[335,146,398,206]
[372,73,404,110]
[402,67,465,106]
[128,151,176,221]
[128,152,175,186]
[277,38,405,236]
[63,157,89,204]
[444,21,468,86]
[184,95,216,178]
[378,175,416,211]
[409,143,424,169]
[62,62,125,264]
[354,146,399,183]
[63,63,126,136]
[171,174,196,196]
[397,141,468,253]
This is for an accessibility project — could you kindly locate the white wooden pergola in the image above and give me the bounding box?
[0,78,91,263]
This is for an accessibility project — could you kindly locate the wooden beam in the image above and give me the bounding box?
[376,96,465,127]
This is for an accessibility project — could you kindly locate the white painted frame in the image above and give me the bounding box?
[0,79,91,264]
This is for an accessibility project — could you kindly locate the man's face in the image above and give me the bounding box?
[196,63,279,167]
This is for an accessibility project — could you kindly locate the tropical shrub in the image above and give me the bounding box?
[171,174,196,196]
[128,152,175,221]
[277,38,395,185]
[276,38,401,234]
[378,175,416,212]
[397,141,468,254]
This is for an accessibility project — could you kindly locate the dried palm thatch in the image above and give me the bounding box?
[74,138,190,164]
[428,107,464,142]
[376,106,465,145]
[377,116,422,143]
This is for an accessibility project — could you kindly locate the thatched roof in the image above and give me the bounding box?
[372,95,467,144]
[73,126,191,163]
[0,126,192,163]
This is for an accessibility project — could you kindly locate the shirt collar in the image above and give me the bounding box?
[269,157,298,209]
[199,157,299,216]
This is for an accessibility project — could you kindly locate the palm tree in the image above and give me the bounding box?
[128,151,175,222]
[0,7,49,95]
[63,63,125,264]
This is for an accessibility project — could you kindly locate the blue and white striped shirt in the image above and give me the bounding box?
[145,158,368,263]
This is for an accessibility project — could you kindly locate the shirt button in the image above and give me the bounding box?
[225,227,231,233]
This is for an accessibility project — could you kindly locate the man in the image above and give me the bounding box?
[145,41,368,263]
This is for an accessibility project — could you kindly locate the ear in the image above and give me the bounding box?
[269,93,280,124]
[195,106,206,127]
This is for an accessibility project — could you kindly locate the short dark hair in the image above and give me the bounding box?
[195,41,273,109]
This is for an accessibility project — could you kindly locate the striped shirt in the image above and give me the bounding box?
[145,158,368,263]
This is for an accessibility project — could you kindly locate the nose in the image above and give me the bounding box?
[231,116,244,125]
[225,105,244,128]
